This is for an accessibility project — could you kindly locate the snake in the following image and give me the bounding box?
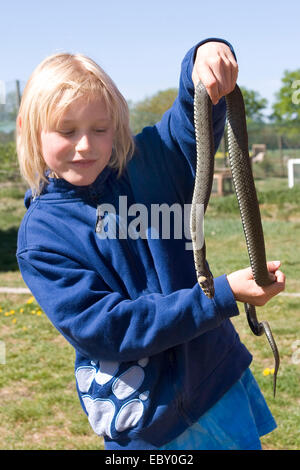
[190,80,280,397]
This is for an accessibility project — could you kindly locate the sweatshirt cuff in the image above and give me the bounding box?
[182,37,236,97]
[212,274,240,320]
[192,37,237,63]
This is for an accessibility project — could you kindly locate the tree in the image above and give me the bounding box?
[239,86,268,123]
[271,69,300,135]
[129,88,178,134]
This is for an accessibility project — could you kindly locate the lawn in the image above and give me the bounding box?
[0,176,299,450]
[0,293,103,450]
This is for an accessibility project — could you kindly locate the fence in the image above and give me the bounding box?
[1,79,300,184]
[288,159,300,188]
[0,80,24,137]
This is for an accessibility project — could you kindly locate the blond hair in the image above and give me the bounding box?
[17,52,134,195]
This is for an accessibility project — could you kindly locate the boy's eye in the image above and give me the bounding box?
[58,129,74,136]
[94,128,107,133]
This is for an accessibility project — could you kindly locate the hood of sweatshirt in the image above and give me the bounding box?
[24,166,114,209]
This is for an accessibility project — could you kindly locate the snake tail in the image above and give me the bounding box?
[262,320,280,398]
[245,303,280,397]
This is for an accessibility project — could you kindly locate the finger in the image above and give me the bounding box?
[210,51,238,97]
[228,59,238,93]
[198,68,220,105]
[206,56,231,98]
[265,272,285,298]
[268,272,277,283]
[266,260,281,272]
[223,49,239,88]
[275,270,286,285]
[231,59,239,84]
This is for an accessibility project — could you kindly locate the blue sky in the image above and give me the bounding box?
[1,0,299,113]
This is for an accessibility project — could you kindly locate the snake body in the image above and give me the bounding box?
[191,81,280,397]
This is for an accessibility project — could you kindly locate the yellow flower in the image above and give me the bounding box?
[12,318,17,324]
[19,308,24,314]
[263,367,275,376]
[0,308,2,313]
[36,310,42,316]
[26,296,35,304]
[10,310,15,314]
[4,312,10,317]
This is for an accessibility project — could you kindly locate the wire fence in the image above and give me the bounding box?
[0,80,25,136]
[0,81,25,183]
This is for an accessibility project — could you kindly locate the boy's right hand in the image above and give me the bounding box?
[192,41,238,105]
[226,261,285,306]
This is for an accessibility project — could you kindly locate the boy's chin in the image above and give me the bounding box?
[63,172,99,187]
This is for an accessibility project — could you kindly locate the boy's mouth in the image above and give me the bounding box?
[71,159,96,167]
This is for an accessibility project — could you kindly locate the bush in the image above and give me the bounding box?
[209,184,300,216]
[0,142,21,182]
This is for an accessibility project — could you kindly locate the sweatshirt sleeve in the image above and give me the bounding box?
[155,38,236,176]
[17,248,239,363]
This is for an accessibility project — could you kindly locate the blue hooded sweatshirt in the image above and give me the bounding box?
[17,40,252,450]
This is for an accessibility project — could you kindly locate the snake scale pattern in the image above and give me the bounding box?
[191,81,280,397]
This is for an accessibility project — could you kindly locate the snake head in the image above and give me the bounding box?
[198,275,215,299]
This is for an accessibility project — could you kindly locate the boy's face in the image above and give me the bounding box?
[40,95,115,186]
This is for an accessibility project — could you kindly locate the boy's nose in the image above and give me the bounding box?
[75,134,91,152]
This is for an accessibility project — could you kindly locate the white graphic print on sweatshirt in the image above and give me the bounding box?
[75,358,149,438]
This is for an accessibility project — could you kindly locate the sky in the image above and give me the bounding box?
[1,0,299,114]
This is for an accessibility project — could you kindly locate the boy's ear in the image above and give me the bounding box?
[18,116,22,128]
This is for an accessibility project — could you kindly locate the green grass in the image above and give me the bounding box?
[230,296,300,450]
[0,295,104,450]
[0,142,20,183]
[0,176,299,450]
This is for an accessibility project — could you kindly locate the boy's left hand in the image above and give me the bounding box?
[227,261,286,307]
[192,41,239,105]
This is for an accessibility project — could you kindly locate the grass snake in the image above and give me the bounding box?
[191,81,280,397]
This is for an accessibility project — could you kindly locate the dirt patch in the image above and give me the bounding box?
[1,380,36,402]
